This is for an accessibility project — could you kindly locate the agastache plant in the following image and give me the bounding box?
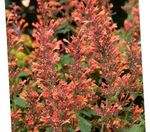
[6,0,144,131]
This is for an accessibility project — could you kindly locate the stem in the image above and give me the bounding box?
[100,123,104,132]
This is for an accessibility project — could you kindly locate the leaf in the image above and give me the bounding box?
[81,59,89,68]
[130,92,139,99]
[59,0,66,4]
[17,60,26,68]
[37,88,42,94]
[118,123,145,132]
[60,54,74,64]
[138,41,141,45]
[14,97,27,108]
[110,90,121,102]
[98,79,102,85]
[125,35,132,42]
[128,13,134,20]
[16,51,27,60]
[81,109,98,118]
[18,71,28,77]
[55,62,63,71]
[10,49,16,55]
[45,127,53,132]
[77,115,92,132]
[56,23,70,34]
[21,34,32,47]
[67,128,75,132]
[119,44,126,53]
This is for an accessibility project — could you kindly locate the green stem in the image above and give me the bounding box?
[100,123,104,132]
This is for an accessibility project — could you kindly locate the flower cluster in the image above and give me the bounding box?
[7,0,144,131]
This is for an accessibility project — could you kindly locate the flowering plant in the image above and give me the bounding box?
[6,0,144,131]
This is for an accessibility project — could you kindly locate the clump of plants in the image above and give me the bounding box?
[6,0,144,132]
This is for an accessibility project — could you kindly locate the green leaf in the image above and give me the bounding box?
[77,116,92,132]
[59,0,66,4]
[37,88,42,94]
[81,109,98,118]
[119,44,126,53]
[81,60,89,68]
[119,123,145,132]
[128,14,134,20]
[10,49,16,55]
[16,51,27,60]
[17,60,26,68]
[60,54,74,64]
[67,128,75,132]
[45,127,53,132]
[110,90,121,102]
[55,63,63,71]
[14,97,27,108]
[138,41,141,45]
[130,92,139,99]
[56,23,70,34]
[20,126,27,132]
[18,71,28,77]
[125,35,132,42]
[98,79,102,85]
